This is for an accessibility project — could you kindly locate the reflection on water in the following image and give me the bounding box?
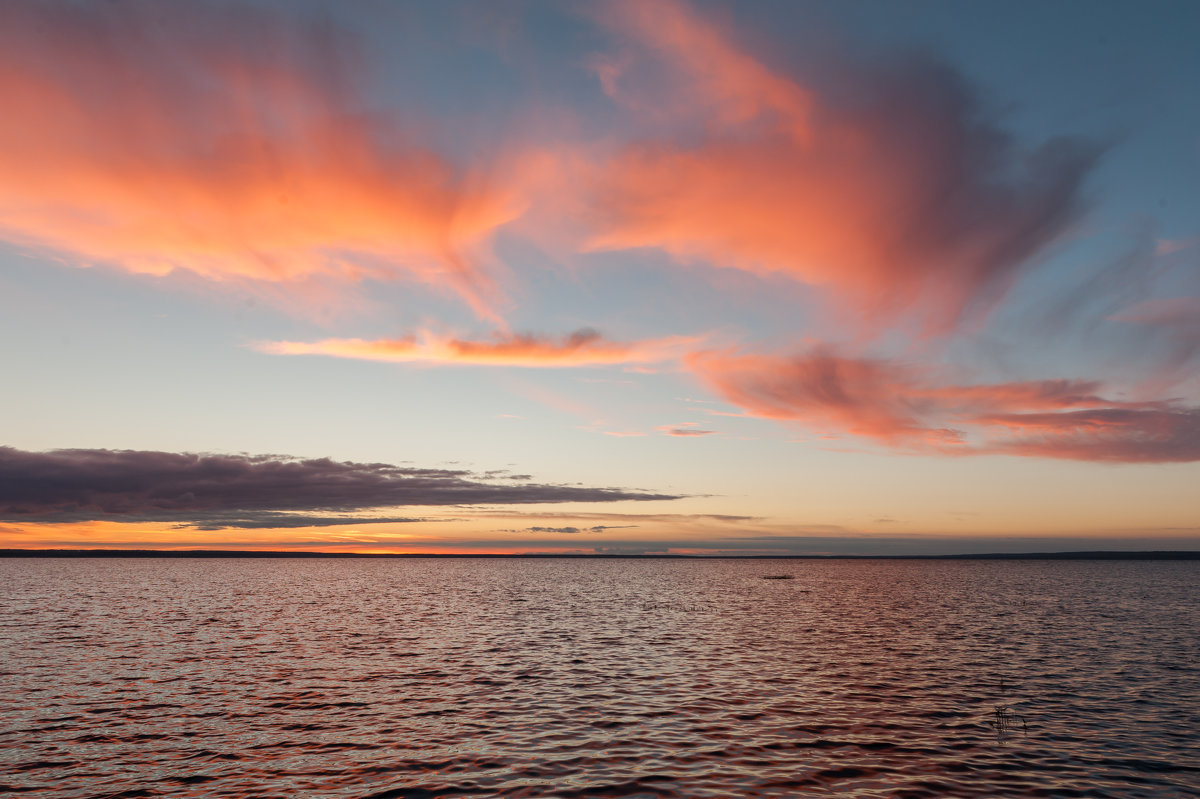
[1,558,1198,797]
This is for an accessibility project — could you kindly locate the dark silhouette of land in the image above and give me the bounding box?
[2,549,1198,559]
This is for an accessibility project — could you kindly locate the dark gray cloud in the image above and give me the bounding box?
[483,470,535,480]
[478,511,758,524]
[591,546,669,555]
[0,446,680,524]
[505,524,639,534]
[173,513,436,531]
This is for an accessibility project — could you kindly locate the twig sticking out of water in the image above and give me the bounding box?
[986,704,1028,736]
[760,575,795,580]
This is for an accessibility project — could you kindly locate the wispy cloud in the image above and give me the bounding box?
[173,513,435,532]
[584,0,1099,333]
[473,511,757,525]
[0,0,527,319]
[1108,297,1200,386]
[981,407,1200,463]
[0,446,681,525]
[656,422,716,437]
[504,525,639,534]
[1155,238,1197,256]
[687,347,1200,462]
[259,328,707,368]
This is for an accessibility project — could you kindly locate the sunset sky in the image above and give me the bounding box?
[2,0,1198,554]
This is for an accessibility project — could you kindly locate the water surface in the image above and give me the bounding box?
[1,558,1197,797]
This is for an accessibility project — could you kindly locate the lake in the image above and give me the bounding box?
[1,558,1197,797]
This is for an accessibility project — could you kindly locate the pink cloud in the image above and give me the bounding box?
[656,423,716,437]
[584,0,1098,333]
[259,328,708,368]
[978,407,1200,463]
[1155,238,1197,256]
[687,347,1200,462]
[588,0,814,141]
[0,1,528,319]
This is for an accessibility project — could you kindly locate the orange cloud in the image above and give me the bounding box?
[589,0,813,142]
[656,423,716,437]
[0,1,524,318]
[259,328,707,368]
[687,348,1200,462]
[586,0,1098,333]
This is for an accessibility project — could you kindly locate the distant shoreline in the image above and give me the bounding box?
[2,549,1198,560]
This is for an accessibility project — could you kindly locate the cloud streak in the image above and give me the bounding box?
[173,513,434,531]
[1109,297,1200,386]
[259,328,707,368]
[0,446,681,525]
[585,0,1099,333]
[0,0,524,318]
[506,525,639,534]
[687,348,1200,462]
[656,423,716,437]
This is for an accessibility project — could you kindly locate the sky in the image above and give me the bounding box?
[1,0,1198,555]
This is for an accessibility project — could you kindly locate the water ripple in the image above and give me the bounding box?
[1,558,1198,797]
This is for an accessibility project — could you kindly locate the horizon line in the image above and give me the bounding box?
[3,549,1199,560]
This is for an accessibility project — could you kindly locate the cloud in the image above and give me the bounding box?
[687,347,1200,462]
[585,0,1099,333]
[1108,297,1200,384]
[0,0,525,318]
[590,546,669,555]
[0,446,681,524]
[473,511,758,525]
[1111,297,1200,329]
[981,407,1200,463]
[258,328,707,368]
[587,0,814,139]
[656,423,716,437]
[1155,238,1197,256]
[506,525,639,534]
[172,513,434,531]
